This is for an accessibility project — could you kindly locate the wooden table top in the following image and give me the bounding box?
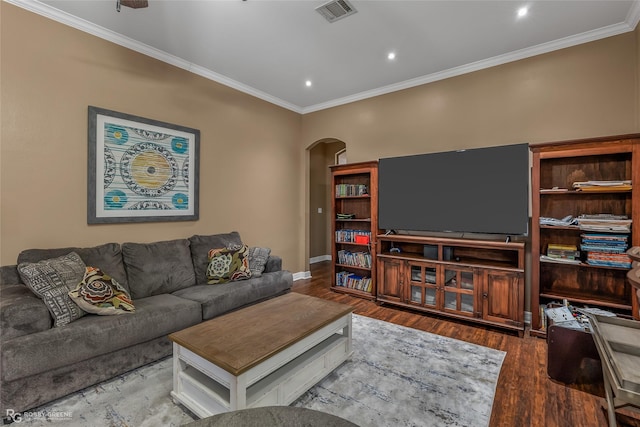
[168,293,354,376]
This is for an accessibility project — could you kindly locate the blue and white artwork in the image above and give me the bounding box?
[89,107,199,223]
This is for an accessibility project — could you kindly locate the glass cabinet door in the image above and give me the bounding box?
[409,263,438,308]
[443,268,476,316]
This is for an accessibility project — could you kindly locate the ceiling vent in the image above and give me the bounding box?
[315,0,358,23]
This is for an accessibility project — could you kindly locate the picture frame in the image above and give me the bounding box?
[87,106,200,223]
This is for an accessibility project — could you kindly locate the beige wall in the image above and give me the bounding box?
[301,31,639,162]
[0,4,303,270]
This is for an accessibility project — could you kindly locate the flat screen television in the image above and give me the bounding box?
[378,143,529,236]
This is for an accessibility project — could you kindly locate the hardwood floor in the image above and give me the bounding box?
[292,262,617,427]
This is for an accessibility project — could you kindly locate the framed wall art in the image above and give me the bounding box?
[88,106,200,223]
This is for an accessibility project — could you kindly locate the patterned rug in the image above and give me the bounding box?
[18,315,505,427]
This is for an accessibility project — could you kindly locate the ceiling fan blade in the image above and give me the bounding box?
[120,0,148,9]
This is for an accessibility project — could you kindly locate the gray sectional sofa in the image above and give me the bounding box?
[0,231,293,414]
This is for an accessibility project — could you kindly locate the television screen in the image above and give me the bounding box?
[378,143,529,236]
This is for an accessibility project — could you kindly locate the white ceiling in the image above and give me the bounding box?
[8,0,640,113]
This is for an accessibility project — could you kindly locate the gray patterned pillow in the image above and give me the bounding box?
[248,246,271,278]
[17,252,87,327]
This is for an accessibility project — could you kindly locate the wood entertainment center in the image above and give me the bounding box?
[376,234,525,335]
[330,134,640,336]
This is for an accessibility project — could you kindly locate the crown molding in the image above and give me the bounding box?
[627,0,640,29]
[7,0,640,115]
[4,0,303,113]
[301,19,637,114]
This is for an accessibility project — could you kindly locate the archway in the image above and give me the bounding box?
[308,139,346,266]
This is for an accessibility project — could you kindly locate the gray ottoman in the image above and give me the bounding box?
[183,406,358,427]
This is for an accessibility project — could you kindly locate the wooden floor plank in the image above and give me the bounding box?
[293,262,613,427]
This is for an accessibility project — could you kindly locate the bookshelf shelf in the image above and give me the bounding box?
[330,161,379,301]
[530,134,640,336]
[334,264,371,271]
[539,259,631,271]
[540,189,632,195]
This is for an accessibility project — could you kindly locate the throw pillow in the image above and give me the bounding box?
[69,267,135,315]
[189,232,243,286]
[17,252,87,327]
[206,245,252,284]
[248,246,271,278]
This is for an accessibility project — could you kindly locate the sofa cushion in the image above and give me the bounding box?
[172,270,293,320]
[248,247,271,278]
[68,267,135,315]
[189,232,243,285]
[206,245,252,284]
[1,293,201,382]
[17,252,87,327]
[17,243,129,293]
[0,285,52,341]
[122,239,195,299]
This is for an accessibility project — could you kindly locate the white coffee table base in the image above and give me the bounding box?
[171,313,352,418]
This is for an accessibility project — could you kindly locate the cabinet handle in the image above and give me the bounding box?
[482,292,488,299]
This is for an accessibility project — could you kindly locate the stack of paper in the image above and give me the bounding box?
[576,214,632,233]
[572,180,632,192]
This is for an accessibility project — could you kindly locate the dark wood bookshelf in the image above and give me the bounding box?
[530,134,640,337]
[330,161,379,301]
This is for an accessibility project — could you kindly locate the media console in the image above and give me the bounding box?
[376,234,525,335]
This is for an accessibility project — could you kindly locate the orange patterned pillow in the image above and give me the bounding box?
[69,267,135,315]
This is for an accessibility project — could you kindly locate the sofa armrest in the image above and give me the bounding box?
[0,265,21,287]
[1,285,52,341]
[264,255,282,273]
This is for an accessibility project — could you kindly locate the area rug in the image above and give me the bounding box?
[18,315,505,427]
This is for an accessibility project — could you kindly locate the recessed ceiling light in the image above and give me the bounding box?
[305,80,312,87]
[517,6,528,18]
[387,52,396,60]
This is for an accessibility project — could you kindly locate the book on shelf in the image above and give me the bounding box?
[335,271,372,292]
[337,250,372,268]
[335,229,372,243]
[579,232,632,268]
[335,184,368,197]
[546,244,580,260]
[585,252,632,268]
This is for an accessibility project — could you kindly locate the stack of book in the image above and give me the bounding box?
[336,271,372,292]
[581,233,632,268]
[540,243,581,265]
[337,250,372,268]
[546,243,580,260]
[335,184,368,197]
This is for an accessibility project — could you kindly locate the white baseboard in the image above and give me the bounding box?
[309,255,331,264]
[293,271,311,281]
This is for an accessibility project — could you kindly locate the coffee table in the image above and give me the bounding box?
[168,293,354,418]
